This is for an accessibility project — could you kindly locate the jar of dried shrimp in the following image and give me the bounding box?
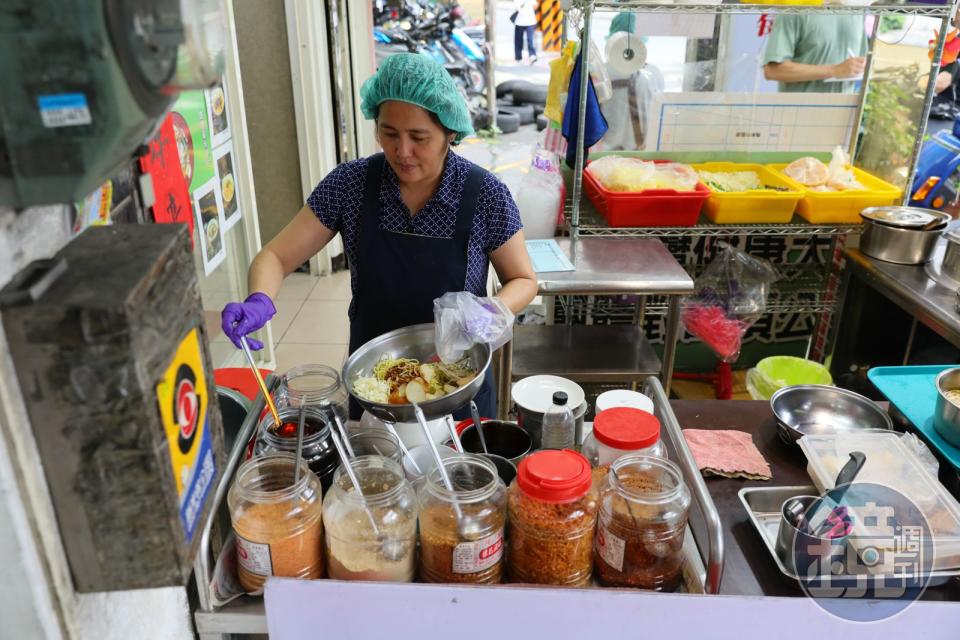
[594,454,691,591]
[418,454,507,584]
[506,449,598,585]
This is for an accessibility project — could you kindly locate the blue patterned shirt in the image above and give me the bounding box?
[307,152,522,319]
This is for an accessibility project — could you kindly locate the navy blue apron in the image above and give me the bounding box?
[348,153,496,420]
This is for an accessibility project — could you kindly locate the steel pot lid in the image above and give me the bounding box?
[946,227,960,244]
[860,206,948,229]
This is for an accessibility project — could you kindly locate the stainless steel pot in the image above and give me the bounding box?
[934,367,960,448]
[859,207,949,265]
[941,229,960,282]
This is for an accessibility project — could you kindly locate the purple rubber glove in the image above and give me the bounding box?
[221,292,276,350]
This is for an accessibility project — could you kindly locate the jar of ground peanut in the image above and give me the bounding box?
[228,453,324,592]
[418,454,507,584]
[323,456,417,582]
[583,407,664,469]
[594,454,691,591]
[506,449,598,585]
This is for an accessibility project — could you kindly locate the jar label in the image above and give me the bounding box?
[596,520,625,572]
[236,535,273,577]
[452,530,504,574]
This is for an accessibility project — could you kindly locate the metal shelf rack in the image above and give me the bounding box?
[561,0,953,362]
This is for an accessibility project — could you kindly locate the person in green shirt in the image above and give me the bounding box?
[763,15,868,93]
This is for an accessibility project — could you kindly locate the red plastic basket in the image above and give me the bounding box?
[582,161,709,227]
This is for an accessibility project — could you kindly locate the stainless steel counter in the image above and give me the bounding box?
[535,236,694,295]
[497,237,694,417]
[844,246,960,348]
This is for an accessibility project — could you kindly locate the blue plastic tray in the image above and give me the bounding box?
[868,365,960,470]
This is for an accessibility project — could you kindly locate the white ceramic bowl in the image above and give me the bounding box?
[360,411,449,448]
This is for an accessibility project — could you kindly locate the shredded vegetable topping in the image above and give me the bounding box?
[354,356,478,405]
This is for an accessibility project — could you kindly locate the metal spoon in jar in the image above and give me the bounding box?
[328,426,405,561]
[383,421,422,474]
[469,401,489,454]
[293,405,306,485]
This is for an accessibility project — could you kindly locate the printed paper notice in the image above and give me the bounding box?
[526,239,575,273]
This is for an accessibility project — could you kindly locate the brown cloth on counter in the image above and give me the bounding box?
[682,429,772,480]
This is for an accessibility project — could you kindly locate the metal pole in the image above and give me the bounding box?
[484,0,497,129]
[848,10,879,161]
[662,296,682,396]
[570,4,593,236]
[903,12,951,203]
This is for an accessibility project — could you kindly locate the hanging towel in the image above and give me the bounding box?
[562,47,608,169]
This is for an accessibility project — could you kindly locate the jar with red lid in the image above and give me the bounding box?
[583,407,663,469]
[594,454,691,591]
[506,449,598,585]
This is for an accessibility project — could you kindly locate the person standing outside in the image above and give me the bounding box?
[763,15,868,93]
[513,0,539,64]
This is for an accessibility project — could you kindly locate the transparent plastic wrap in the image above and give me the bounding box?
[681,243,779,362]
[515,149,564,239]
[434,292,515,363]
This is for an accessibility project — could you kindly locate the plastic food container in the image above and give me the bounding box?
[507,450,599,585]
[583,407,664,468]
[582,160,709,228]
[418,454,507,584]
[228,453,324,592]
[799,431,960,571]
[745,355,833,401]
[254,406,338,491]
[323,456,417,582]
[693,162,804,224]
[595,389,654,415]
[767,163,902,224]
[594,455,691,590]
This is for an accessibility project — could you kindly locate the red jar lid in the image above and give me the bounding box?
[593,407,660,450]
[517,450,592,503]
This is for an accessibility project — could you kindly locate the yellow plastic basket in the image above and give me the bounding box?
[692,162,805,224]
[767,164,903,224]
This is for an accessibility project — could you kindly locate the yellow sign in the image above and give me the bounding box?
[156,328,217,540]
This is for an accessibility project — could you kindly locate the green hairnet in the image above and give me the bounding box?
[609,12,637,36]
[360,53,474,144]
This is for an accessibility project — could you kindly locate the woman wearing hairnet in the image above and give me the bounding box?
[221,54,537,418]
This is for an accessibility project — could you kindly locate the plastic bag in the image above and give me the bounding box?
[900,432,940,477]
[681,243,779,362]
[515,149,564,239]
[434,292,515,363]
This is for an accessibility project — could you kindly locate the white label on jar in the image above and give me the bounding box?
[452,530,504,574]
[596,520,625,572]
[236,535,272,577]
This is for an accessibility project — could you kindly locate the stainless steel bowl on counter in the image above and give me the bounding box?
[770,385,893,445]
[859,206,950,265]
[934,368,960,448]
[342,323,491,423]
[940,229,960,282]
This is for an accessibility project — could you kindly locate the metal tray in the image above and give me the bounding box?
[739,485,958,588]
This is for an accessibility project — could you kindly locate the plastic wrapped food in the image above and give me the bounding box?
[784,157,829,187]
[586,156,698,192]
[784,147,864,191]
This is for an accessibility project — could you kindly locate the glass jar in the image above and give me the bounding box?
[254,406,339,491]
[506,450,598,585]
[228,453,324,592]
[583,407,664,470]
[594,454,691,591]
[323,456,417,582]
[347,427,403,463]
[418,454,507,584]
[276,364,349,425]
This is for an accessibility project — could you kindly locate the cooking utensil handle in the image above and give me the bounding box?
[470,401,489,454]
[384,422,422,474]
[329,427,381,536]
[330,408,356,459]
[643,376,725,595]
[239,336,281,428]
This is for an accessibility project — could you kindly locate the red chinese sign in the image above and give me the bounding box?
[140,114,194,245]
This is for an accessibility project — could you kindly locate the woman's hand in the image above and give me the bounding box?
[221,292,276,350]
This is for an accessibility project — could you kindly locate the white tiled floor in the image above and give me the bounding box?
[271,271,352,372]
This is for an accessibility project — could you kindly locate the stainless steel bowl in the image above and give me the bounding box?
[770,385,893,445]
[342,323,490,423]
[934,368,960,447]
[859,217,945,265]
